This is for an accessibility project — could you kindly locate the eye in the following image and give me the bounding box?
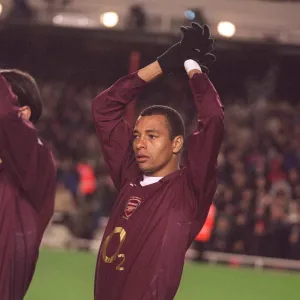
[149,135,157,139]
[133,135,139,140]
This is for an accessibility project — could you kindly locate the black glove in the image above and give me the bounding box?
[181,23,215,73]
[192,51,216,74]
[157,23,215,74]
[180,23,214,58]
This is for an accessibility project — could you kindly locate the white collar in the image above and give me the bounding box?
[140,175,163,186]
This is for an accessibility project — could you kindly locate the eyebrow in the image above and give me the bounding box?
[133,129,159,134]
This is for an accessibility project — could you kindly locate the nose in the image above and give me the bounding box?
[135,137,146,150]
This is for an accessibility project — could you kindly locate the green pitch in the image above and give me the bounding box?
[25,249,300,300]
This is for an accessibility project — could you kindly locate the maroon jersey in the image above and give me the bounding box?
[0,75,56,299]
[92,72,224,300]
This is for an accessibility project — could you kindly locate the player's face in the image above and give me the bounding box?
[133,115,183,177]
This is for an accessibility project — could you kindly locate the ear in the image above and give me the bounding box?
[172,135,184,154]
[18,106,31,121]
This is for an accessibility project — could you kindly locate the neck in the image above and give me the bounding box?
[144,164,180,177]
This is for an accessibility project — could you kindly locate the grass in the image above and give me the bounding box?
[25,249,300,300]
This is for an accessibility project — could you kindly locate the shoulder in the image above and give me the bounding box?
[162,168,195,195]
[181,168,200,196]
[37,137,57,171]
[36,137,51,153]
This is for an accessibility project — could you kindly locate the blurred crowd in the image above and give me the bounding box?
[38,80,115,241]
[37,75,300,260]
[211,101,300,260]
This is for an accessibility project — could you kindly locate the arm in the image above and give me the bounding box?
[0,75,56,213]
[92,62,163,191]
[185,62,225,220]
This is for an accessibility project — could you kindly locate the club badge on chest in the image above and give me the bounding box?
[123,196,142,220]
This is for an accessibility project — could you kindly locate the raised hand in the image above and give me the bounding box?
[180,23,214,56]
[157,23,216,75]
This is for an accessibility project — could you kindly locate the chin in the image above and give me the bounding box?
[139,165,156,175]
[139,167,153,174]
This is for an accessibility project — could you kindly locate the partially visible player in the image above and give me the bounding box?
[0,69,56,299]
[93,23,224,300]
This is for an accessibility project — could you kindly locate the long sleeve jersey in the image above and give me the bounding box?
[92,72,224,300]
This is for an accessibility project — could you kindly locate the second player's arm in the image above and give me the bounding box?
[92,62,163,191]
[185,65,225,220]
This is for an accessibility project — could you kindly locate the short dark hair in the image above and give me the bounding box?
[0,69,42,123]
[140,105,185,140]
